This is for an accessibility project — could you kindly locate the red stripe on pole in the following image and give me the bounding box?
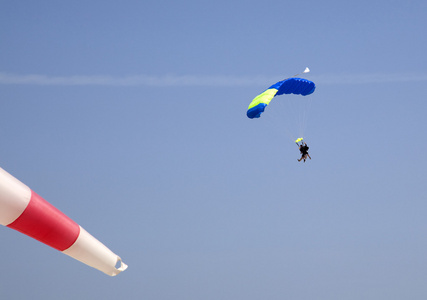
[7,190,80,251]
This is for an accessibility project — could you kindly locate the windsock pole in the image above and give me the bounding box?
[0,167,127,276]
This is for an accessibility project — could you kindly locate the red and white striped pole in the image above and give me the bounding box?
[0,167,127,276]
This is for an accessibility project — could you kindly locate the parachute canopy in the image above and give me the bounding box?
[247,77,316,119]
[295,137,304,144]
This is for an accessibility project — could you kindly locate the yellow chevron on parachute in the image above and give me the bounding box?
[247,89,279,110]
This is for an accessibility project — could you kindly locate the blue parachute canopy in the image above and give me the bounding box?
[272,77,316,96]
[247,77,316,119]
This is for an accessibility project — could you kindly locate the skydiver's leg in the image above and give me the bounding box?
[307,153,311,159]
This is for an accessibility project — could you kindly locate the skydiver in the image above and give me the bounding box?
[297,142,311,162]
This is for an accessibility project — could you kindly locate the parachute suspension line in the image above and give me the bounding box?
[285,95,309,142]
[288,67,312,140]
[262,103,296,143]
[292,67,313,139]
[267,93,310,143]
[288,97,302,141]
[246,70,316,145]
[299,96,313,139]
[279,119,299,144]
[263,97,300,143]
[290,97,303,139]
[276,98,300,143]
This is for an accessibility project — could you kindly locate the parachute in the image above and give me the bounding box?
[295,137,304,144]
[0,167,127,276]
[247,77,316,119]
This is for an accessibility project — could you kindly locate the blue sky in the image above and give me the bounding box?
[1,0,427,299]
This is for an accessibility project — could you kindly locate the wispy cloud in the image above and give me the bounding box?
[1,72,427,87]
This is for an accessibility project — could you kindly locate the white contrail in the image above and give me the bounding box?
[1,72,426,87]
[311,73,427,85]
[0,73,272,87]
